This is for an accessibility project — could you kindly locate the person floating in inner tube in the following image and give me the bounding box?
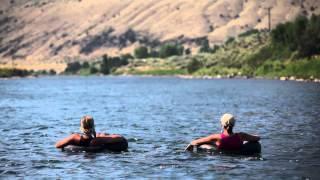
[185,113,260,152]
[55,115,128,151]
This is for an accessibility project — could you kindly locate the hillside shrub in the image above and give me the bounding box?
[134,46,149,59]
[159,43,184,58]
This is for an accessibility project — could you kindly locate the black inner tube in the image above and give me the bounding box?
[63,140,128,152]
[198,141,261,155]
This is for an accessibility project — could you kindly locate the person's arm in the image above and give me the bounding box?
[55,134,78,148]
[190,134,220,146]
[185,134,220,151]
[238,132,260,142]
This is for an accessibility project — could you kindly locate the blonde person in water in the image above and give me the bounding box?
[55,115,128,151]
[186,113,260,151]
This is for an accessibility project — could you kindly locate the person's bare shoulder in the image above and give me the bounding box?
[69,133,81,142]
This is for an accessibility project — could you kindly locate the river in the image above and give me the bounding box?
[0,76,319,179]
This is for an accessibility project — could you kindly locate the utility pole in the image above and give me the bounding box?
[267,7,271,32]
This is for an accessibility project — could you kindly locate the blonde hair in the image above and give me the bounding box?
[220,113,236,134]
[220,113,236,127]
[80,115,96,138]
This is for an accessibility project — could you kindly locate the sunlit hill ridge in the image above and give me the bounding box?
[0,0,319,72]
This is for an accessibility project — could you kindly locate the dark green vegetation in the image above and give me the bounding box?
[271,15,320,58]
[134,46,149,59]
[133,43,184,59]
[64,54,131,75]
[0,68,56,78]
[100,54,130,74]
[184,14,320,78]
[0,68,30,77]
[63,15,320,79]
[158,43,184,58]
[245,14,320,77]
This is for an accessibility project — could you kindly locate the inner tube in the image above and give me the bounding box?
[197,141,261,155]
[63,140,128,153]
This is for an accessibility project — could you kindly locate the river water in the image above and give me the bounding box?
[0,76,319,179]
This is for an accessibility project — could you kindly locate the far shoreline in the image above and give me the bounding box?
[1,73,320,83]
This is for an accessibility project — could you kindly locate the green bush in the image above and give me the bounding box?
[284,58,320,78]
[199,39,211,53]
[238,29,259,37]
[246,43,293,69]
[134,46,149,59]
[149,50,159,57]
[186,58,202,73]
[194,66,239,76]
[0,68,31,77]
[159,43,184,58]
[82,61,89,68]
[254,58,320,78]
[129,68,186,75]
[65,62,81,73]
[90,67,98,74]
[185,48,191,55]
[225,37,235,44]
[100,54,130,75]
[49,69,56,75]
[255,60,285,76]
[120,53,134,61]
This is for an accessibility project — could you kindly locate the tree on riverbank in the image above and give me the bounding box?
[159,43,184,58]
[133,43,184,59]
[134,46,149,59]
[272,15,320,58]
[65,62,81,73]
[63,54,131,75]
[0,68,56,78]
[100,54,130,74]
[0,68,30,77]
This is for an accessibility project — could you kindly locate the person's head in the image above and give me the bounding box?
[80,115,96,138]
[220,113,236,134]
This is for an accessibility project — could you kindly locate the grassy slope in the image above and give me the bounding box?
[116,30,320,79]
[192,31,270,76]
[115,58,187,75]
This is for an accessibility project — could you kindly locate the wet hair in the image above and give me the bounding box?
[80,115,96,138]
[220,113,235,134]
[224,125,234,134]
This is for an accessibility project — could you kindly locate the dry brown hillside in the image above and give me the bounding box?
[0,0,319,72]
